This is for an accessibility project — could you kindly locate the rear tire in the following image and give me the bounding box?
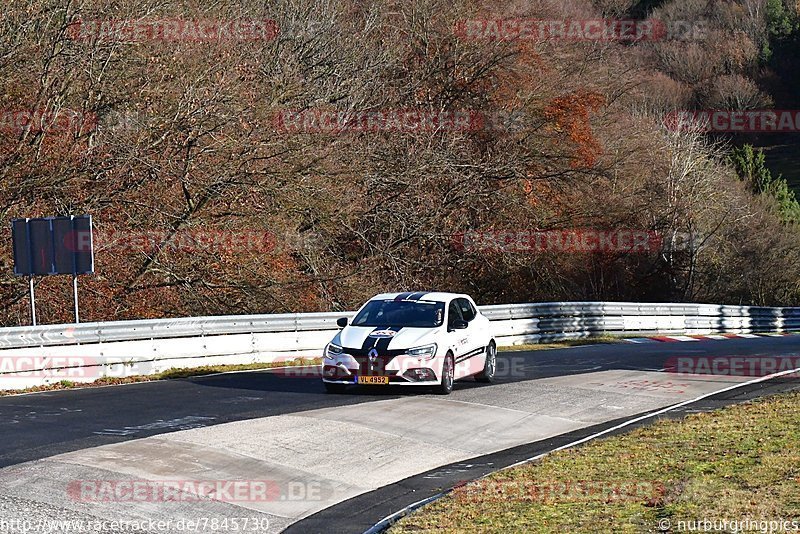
[434,353,455,395]
[324,382,347,394]
[475,341,496,383]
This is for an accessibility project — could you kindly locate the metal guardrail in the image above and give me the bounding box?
[1,301,797,390]
[0,302,798,349]
[0,312,350,349]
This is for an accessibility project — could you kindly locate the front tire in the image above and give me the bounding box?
[324,382,347,394]
[475,341,496,383]
[434,353,455,395]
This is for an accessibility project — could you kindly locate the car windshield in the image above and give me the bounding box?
[351,300,445,328]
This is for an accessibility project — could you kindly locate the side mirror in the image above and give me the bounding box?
[336,317,348,328]
[449,319,468,331]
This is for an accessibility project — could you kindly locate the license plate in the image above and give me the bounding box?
[357,375,389,385]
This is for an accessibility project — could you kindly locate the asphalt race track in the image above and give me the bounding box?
[0,336,799,533]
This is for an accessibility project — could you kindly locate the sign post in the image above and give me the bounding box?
[11,215,94,325]
[29,276,36,326]
[73,274,79,323]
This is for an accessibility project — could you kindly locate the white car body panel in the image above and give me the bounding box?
[322,292,495,389]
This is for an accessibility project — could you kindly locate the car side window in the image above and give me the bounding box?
[456,298,476,322]
[448,301,463,327]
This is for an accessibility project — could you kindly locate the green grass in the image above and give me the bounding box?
[0,357,322,396]
[391,391,800,533]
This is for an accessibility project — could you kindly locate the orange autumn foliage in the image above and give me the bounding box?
[544,90,606,168]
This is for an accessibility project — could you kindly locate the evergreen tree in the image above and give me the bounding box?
[729,145,800,224]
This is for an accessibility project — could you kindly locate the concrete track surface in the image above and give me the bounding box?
[0,336,798,533]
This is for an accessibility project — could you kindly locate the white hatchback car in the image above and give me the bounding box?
[322,292,496,394]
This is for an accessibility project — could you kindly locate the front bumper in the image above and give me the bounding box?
[322,377,439,386]
[322,351,442,385]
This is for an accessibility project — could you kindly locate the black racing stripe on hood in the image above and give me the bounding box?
[360,327,382,351]
[374,326,403,352]
[354,326,404,375]
[406,291,429,301]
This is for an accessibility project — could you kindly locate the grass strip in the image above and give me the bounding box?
[391,391,800,533]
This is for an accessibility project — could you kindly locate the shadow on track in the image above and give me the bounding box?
[188,335,800,396]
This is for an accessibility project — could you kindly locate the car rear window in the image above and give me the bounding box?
[352,300,445,328]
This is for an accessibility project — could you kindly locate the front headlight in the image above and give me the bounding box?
[325,343,343,360]
[406,343,437,360]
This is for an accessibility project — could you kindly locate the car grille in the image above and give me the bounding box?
[344,347,405,376]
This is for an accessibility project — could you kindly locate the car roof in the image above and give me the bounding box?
[369,292,469,303]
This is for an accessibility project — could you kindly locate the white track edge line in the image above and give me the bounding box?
[362,365,800,534]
